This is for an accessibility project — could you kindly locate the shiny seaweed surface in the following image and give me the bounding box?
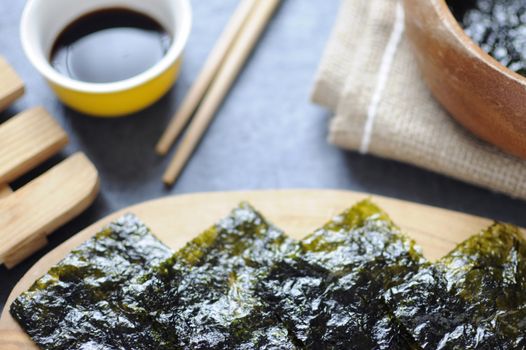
[448,0,526,76]
[258,200,425,349]
[122,203,299,349]
[386,223,526,349]
[12,205,299,350]
[10,201,526,350]
[10,214,174,350]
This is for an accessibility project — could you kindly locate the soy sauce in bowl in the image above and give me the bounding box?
[50,8,172,84]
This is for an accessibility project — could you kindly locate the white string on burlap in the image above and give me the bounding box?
[360,2,405,154]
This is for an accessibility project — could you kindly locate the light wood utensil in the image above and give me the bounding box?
[156,0,259,155]
[0,56,25,199]
[1,189,518,348]
[0,108,68,227]
[0,153,99,268]
[0,56,24,111]
[0,107,68,184]
[163,0,281,185]
[0,60,100,268]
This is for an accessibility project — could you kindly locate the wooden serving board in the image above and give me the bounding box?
[0,189,516,347]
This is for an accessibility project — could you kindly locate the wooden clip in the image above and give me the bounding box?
[0,107,68,184]
[0,153,100,268]
[0,107,70,267]
[0,59,99,268]
[0,56,25,111]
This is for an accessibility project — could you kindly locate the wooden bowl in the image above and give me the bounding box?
[403,0,526,159]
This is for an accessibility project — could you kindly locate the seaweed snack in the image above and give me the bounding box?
[448,0,526,76]
[10,214,174,350]
[125,203,300,349]
[258,200,425,349]
[386,223,526,349]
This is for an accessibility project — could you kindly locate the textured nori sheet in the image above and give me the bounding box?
[258,200,425,349]
[122,203,300,349]
[10,214,174,349]
[386,223,526,349]
[12,205,299,350]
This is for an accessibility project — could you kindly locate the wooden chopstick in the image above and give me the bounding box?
[163,0,281,185]
[156,0,259,155]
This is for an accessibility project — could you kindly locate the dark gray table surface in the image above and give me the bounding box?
[1,0,525,313]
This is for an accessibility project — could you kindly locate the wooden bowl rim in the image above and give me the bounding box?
[431,0,526,86]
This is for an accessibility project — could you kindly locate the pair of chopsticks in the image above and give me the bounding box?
[157,0,281,186]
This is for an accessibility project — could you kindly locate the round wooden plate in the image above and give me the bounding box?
[0,189,496,347]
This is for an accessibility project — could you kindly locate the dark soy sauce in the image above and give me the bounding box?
[51,8,171,83]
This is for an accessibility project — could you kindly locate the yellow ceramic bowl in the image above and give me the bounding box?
[20,0,191,117]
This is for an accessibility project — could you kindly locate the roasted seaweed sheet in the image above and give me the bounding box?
[123,203,299,349]
[12,205,299,350]
[257,200,425,349]
[386,223,526,349]
[10,201,526,350]
[10,214,174,350]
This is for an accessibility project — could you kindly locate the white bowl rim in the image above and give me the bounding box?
[20,0,192,94]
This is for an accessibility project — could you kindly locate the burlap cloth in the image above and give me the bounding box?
[312,0,526,200]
